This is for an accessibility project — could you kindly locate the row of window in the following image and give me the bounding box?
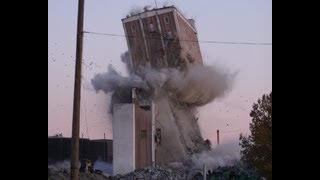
[131,16,170,32]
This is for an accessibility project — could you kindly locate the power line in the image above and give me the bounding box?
[206,129,250,134]
[83,31,272,46]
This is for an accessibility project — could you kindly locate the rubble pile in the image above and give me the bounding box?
[192,166,260,180]
[48,165,261,180]
[110,166,187,180]
[48,166,109,180]
[48,161,260,180]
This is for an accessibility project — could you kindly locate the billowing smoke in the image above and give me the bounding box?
[144,65,237,106]
[120,51,132,74]
[91,65,148,95]
[189,141,242,170]
[91,63,148,111]
[93,159,113,176]
[127,5,153,17]
[128,7,143,16]
[92,64,235,109]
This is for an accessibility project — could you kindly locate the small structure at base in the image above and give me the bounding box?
[79,159,94,173]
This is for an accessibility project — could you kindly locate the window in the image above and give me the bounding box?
[140,106,151,111]
[149,22,155,32]
[164,16,169,24]
[131,24,136,32]
[140,130,147,138]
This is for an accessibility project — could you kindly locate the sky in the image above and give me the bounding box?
[48,0,272,146]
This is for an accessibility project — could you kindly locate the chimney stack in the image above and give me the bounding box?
[217,130,220,146]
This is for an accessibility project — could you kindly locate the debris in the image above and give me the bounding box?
[191,166,260,180]
[48,163,260,180]
[111,166,187,180]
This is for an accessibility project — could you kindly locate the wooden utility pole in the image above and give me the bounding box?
[60,135,63,161]
[104,133,106,161]
[70,0,84,180]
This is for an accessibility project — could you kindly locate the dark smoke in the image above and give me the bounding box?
[91,65,148,95]
[91,63,148,112]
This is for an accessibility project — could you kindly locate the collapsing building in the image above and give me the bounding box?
[122,5,203,73]
[112,6,211,175]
